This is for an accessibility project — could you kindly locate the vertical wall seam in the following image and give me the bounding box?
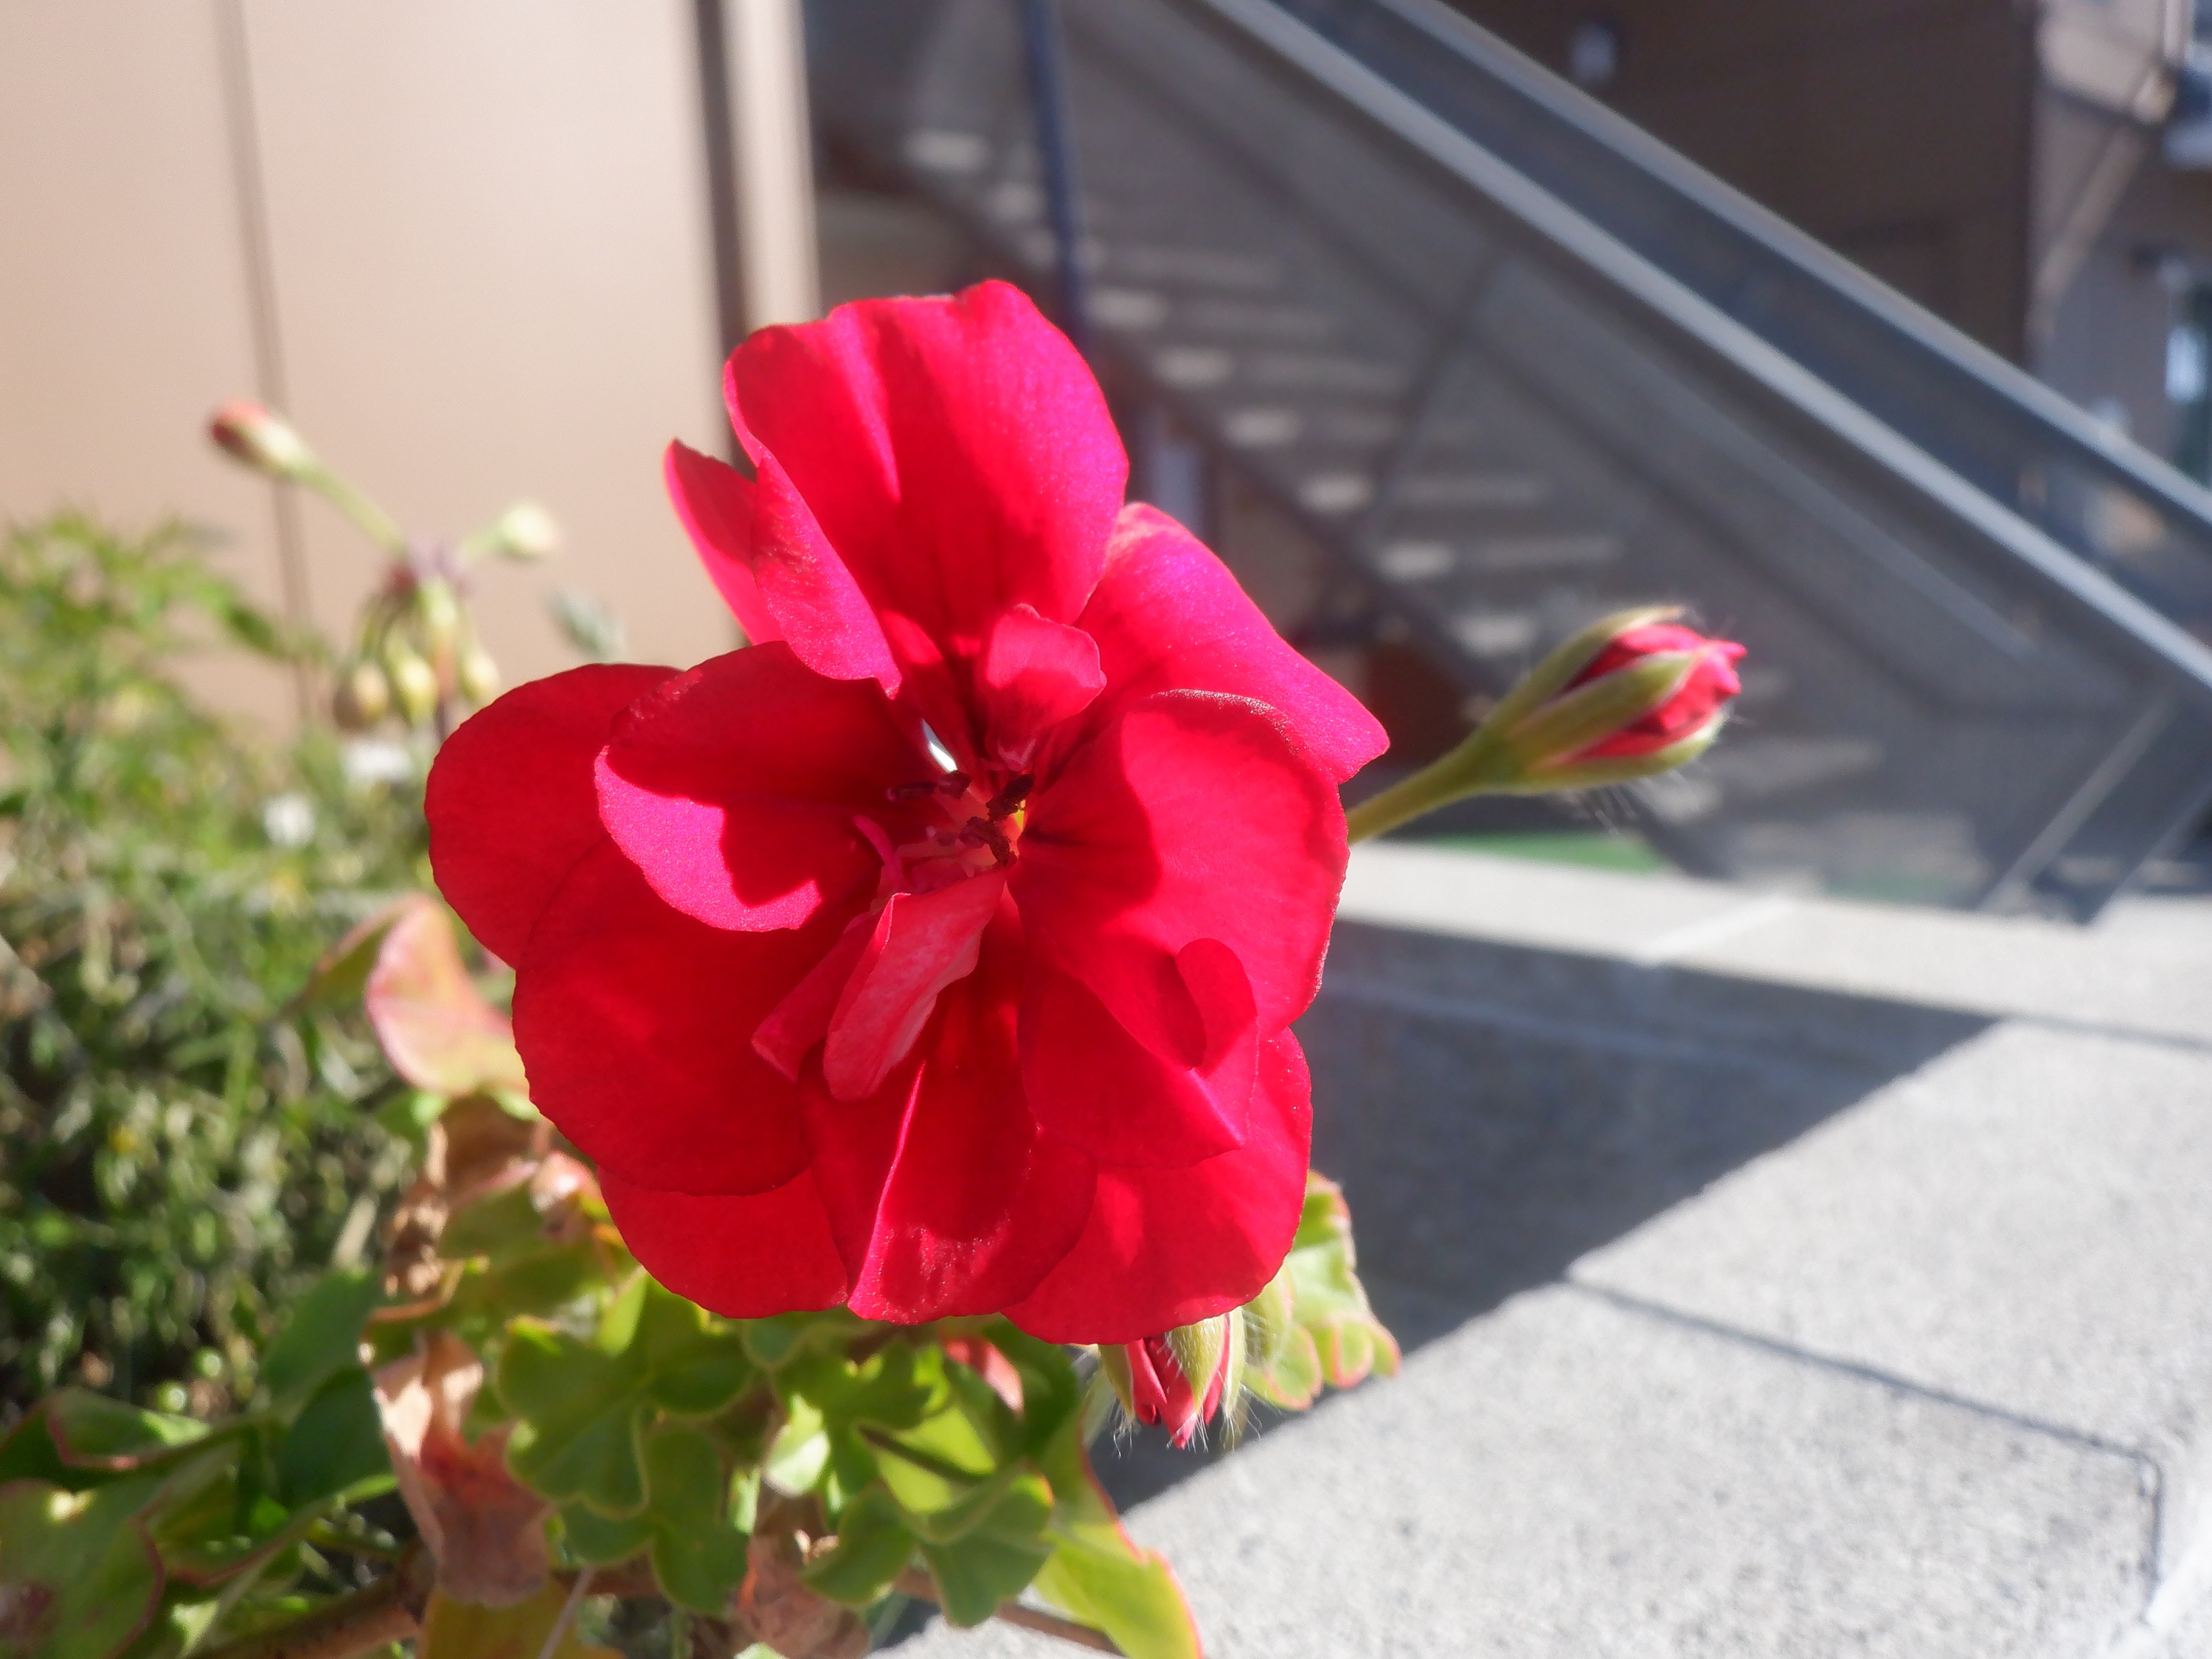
[212,0,312,721]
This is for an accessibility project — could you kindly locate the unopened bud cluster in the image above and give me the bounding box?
[333,558,502,734]
[207,398,561,737]
[1345,606,1746,842]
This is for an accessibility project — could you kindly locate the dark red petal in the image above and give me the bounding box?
[800,911,1098,1323]
[1066,505,1387,783]
[1006,1032,1314,1345]
[600,1167,847,1317]
[1016,688,1349,1042]
[823,867,1009,1101]
[428,663,676,964]
[596,644,932,932]
[1018,948,1255,1168]
[662,441,781,645]
[513,840,831,1195]
[724,282,1126,659]
[665,439,898,689]
[977,604,1105,766]
[754,914,874,1083]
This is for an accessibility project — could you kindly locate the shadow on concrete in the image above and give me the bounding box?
[1083,920,1991,1513]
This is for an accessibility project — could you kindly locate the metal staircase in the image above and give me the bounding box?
[808,0,2212,916]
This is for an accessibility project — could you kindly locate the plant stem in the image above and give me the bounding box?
[1344,730,1513,844]
[195,1548,431,1659]
[301,464,408,555]
[892,1567,1120,1654]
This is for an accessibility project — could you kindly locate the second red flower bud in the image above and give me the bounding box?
[1101,1315,1245,1449]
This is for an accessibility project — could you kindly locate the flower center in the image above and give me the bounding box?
[882,769,1032,889]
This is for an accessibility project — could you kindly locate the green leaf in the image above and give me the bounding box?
[274,1366,389,1506]
[917,1528,1053,1629]
[637,1424,746,1615]
[801,1485,913,1608]
[262,1270,381,1413]
[44,1392,207,1472]
[902,1464,1055,1627]
[634,1286,756,1416]
[0,1478,167,1659]
[497,1323,648,1516]
[0,1409,74,1489]
[558,1503,652,1566]
[287,898,412,1014]
[1245,1171,1401,1412]
[762,1399,830,1496]
[1029,1419,1202,1659]
[909,1466,1050,1549]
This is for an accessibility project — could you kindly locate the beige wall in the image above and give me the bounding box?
[1,1,740,726]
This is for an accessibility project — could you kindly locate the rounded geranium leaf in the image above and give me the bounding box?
[428,662,676,963]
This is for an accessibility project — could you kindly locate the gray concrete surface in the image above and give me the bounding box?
[898,848,2212,1657]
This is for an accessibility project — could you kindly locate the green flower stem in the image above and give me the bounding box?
[299,463,408,555]
[1344,730,1515,843]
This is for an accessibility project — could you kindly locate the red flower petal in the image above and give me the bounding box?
[752,914,874,1084]
[595,644,932,932]
[1016,688,1349,1044]
[823,867,1010,1101]
[722,283,1126,674]
[801,912,1098,1323]
[662,440,781,647]
[1068,505,1388,783]
[1018,947,1256,1168]
[512,841,824,1196]
[1007,1032,1314,1344]
[428,662,676,964]
[977,604,1106,768]
[600,1167,847,1317]
[664,439,898,688]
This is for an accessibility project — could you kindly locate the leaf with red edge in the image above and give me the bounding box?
[1244,1171,1400,1412]
[41,1393,208,1474]
[1029,1418,1202,1659]
[0,1478,167,1659]
[288,896,416,1013]
[365,897,528,1099]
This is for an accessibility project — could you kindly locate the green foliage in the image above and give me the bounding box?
[0,1287,400,1659]
[0,514,1398,1659]
[1243,1171,1403,1412]
[0,514,424,1410]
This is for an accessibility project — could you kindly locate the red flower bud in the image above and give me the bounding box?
[1557,621,1745,763]
[1120,1315,1241,1448]
[207,399,314,479]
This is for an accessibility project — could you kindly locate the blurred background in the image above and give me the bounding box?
[9,0,2212,919]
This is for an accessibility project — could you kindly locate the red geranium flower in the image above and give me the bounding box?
[427,282,1385,1343]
